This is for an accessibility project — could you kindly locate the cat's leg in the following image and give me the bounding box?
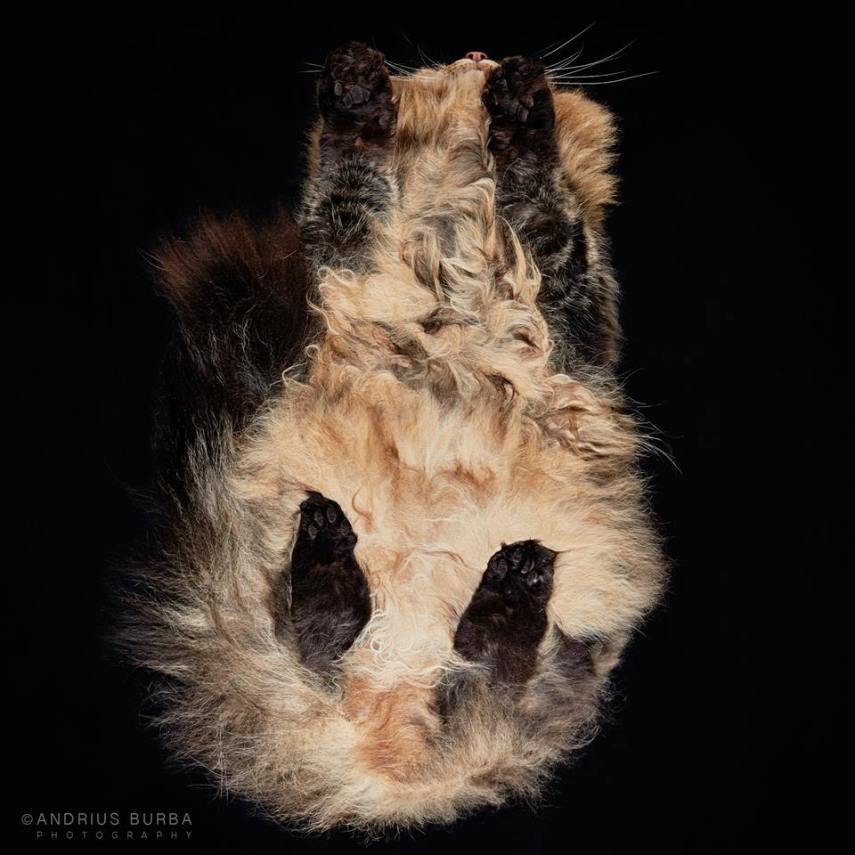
[285,492,372,673]
[484,57,620,367]
[301,42,397,272]
[442,543,600,736]
[516,629,600,748]
[452,540,555,687]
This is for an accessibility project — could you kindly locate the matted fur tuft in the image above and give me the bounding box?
[117,50,665,833]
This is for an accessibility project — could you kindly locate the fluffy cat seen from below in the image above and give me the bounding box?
[117,42,666,832]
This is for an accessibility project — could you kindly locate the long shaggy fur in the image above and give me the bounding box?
[117,49,665,833]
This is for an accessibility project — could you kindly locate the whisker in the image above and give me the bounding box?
[385,60,418,76]
[546,46,585,72]
[558,41,636,73]
[539,23,596,59]
[399,30,420,52]
[418,45,442,69]
[552,71,658,86]
[536,35,570,58]
[548,69,631,80]
[395,31,442,71]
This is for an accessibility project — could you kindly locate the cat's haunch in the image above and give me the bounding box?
[117,41,664,833]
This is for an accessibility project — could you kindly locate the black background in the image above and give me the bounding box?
[10,3,848,852]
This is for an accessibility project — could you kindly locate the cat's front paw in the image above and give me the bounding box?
[483,57,555,149]
[318,41,395,141]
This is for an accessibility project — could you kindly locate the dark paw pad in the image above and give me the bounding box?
[318,41,395,139]
[484,539,555,603]
[289,491,370,672]
[452,539,556,685]
[298,492,357,550]
[483,56,554,138]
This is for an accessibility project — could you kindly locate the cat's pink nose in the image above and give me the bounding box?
[465,51,488,62]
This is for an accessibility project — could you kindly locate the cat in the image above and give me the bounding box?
[118,41,665,832]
